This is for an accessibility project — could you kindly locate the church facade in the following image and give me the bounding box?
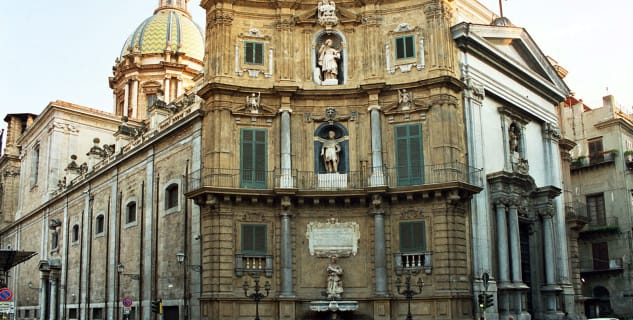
[0,0,587,320]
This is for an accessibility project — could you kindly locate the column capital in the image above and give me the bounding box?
[368,104,382,112]
[279,107,293,113]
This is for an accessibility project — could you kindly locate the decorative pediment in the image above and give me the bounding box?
[452,22,569,102]
[294,1,360,25]
[231,93,277,118]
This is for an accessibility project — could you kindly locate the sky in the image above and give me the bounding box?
[1,0,632,137]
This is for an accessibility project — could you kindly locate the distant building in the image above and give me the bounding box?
[561,94,633,319]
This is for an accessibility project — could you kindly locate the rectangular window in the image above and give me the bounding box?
[240,129,267,188]
[395,124,424,186]
[241,224,266,254]
[395,35,415,60]
[68,308,77,319]
[399,221,426,252]
[586,193,606,226]
[126,202,137,224]
[592,242,609,270]
[147,94,157,108]
[92,308,104,320]
[244,42,264,65]
[30,144,40,187]
[588,138,604,156]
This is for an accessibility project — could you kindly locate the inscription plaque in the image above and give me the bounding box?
[306,218,360,257]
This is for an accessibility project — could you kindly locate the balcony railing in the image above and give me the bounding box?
[187,162,482,193]
[235,254,273,277]
[580,257,624,274]
[394,252,433,275]
[571,152,615,170]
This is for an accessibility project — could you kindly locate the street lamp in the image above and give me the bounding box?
[395,270,424,320]
[243,274,271,320]
[176,252,202,272]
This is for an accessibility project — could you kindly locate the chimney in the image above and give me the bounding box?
[603,95,616,110]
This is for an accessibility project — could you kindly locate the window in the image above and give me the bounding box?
[395,124,424,186]
[241,224,266,254]
[395,35,415,60]
[95,215,105,235]
[92,307,104,320]
[24,310,30,318]
[147,94,157,108]
[126,202,137,224]
[586,194,606,226]
[51,231,59,250]
[400,221,426,252]
[588,138,604,156]
[240,129,267,188]
[244,42,264,65]
[72,224,80,243]
[592,242,609,270]
[165,184,179,210]
[30,144,40,187]
[68,308,77,319]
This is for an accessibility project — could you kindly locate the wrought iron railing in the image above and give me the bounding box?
[187,162,483,193]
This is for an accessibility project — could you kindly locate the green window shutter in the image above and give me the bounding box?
[245,42,264,65]
[241,129,267,188]
[395,36,415,60]
[400,221,426,252]
[242,224,267,254]
[395,124,424,186]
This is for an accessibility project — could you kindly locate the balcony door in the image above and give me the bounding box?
[241,128,267,188]
[395,124,424,186]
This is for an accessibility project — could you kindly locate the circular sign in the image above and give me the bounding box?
[0,288,13,301]
[122,297,133,308]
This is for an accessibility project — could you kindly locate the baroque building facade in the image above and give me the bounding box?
[0,0,589,320]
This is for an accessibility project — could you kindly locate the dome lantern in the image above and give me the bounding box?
[156,0,190,16]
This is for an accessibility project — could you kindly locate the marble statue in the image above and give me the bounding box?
[318,39,340,82]
[321,130,341,173]
[326,256,344,298]
[247,92,260,113]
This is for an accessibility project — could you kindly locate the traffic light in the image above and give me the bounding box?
[151,299,162,314]
[477,293,485,309]
[485,294,494,308]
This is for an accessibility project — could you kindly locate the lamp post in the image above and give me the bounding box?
[243,274,271,320]
[395,270,423,320]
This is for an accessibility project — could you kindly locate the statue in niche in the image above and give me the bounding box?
[326,256,344,298]
[509,123,520,154]
[320,130,341,173]
[318,39,340,82]
[246,92,260,113]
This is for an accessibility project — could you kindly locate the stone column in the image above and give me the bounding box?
[373,207,388,296]
[131,79,139,118]
[542,212,555,286]
[279,201,294,297]
[369,105,385,186]
[280,109,293,188]
[508,203,522,283]
[164,77,171,103]
[496,201,510,284]
[38,261,50,320]
[49,272,58,320]
[123,81,130,117]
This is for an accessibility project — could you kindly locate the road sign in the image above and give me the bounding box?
[0,302,13,312]
[122,297,133,308]
[0,289,13,302]
[123,307,131,315]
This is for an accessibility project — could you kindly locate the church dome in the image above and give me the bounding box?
[120,6,204,61]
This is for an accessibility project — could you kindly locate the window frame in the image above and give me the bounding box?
[95,214,105,236]
[240,128,268,189]
[586,193,606,226]
[394,123,424,186]
[241,224,267,255]
[125,201,137,225]
[395,35,416,60]
[399,221,426,253]
[165,183,179,210]
[72,224,80,243]
[244,41,264,65]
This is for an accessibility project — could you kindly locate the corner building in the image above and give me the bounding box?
[189,0,481,319]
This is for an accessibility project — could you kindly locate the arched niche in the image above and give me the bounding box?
[313,123,349,174]
[313,31,347,85]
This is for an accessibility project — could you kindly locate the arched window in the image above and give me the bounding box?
[72,224,80,243]
[126,202,137,224]
[95,215,105,235]
[51,231,59,250]
[165,183,179,210]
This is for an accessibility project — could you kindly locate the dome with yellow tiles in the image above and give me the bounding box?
[120,5,204,61]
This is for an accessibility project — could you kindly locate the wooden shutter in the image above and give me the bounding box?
[395,124,424,186]
[241,129,267,188]
[592,242,609,270]
[400,221,426,252]
[242,224,267,254]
